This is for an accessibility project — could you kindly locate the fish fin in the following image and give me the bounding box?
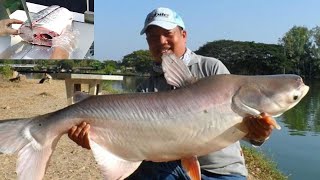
[161,53,197,88]
[90,140,142,180]
[73,91,91,103]
[17,136,60,180]
[260,113,281,130]
[232,84,262,116]
[181,156,201,180]
[0,118,61,180]
[0,118,31,154]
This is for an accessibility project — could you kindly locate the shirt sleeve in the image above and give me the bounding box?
[198,56,230,76]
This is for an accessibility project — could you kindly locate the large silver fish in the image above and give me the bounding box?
[0,54,309,180]
[18,5,73,46]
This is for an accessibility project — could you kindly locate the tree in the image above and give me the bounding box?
[103,60,118,74]
[280,26,310,76]
[310,26,320,77]
[121,50,153,74]
[195,40,286,75]
[57,60,75,71]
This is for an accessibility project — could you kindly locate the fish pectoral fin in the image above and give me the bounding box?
[90,140,141,180]
[259,112,281,130]
[232,84,262,116]
[161,53,197,88]
[181,156,201,180]
[17,139,58,180]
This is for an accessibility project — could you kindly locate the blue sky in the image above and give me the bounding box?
[94,0,320,61]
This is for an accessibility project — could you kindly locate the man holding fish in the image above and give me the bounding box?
[69,7,273,180]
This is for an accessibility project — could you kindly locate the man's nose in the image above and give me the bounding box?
[159,35,168,44]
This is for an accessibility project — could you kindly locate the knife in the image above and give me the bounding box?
[20,0,33,31]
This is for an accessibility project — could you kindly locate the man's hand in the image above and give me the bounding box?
[68,122,91,149]
[0,19,23,36]
[243,113,276,144]
[51,25,79,59]
[52,25,79,53]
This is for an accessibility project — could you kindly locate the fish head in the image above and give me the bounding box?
[233,74,309,117]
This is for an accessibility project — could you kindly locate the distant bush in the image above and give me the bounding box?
[0,64,13,78]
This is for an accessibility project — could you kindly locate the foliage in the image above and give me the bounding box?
[195,40,286,75]
[0,64,13,78]
[279,26,311,76]
[309,26,320,76]
[56,60,75,71]
[3,0,22,14]
[279,26,320,78]
[103,60,118,74]
[89,60,103,70]
[121,50,153,74]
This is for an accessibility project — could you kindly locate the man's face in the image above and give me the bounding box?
[146,25,187,63]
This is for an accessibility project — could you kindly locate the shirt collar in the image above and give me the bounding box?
[180,48,192,66]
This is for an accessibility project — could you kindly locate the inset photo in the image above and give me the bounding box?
[0,0,94,59]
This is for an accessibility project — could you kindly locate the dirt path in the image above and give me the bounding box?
[0,79,103,180]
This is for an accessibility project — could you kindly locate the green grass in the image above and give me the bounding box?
[0,64,13,79]
[243,146,288,180]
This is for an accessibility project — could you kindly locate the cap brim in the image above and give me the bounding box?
[140,21,178,35]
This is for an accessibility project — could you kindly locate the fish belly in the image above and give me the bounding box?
[86,103,245,162]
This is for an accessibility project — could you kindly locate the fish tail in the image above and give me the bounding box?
[0,117,61,180]
[0,118,32,154]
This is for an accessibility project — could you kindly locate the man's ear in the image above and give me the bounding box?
[182,30,187,38]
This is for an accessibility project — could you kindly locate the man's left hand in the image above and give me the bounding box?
[0,19,23,36]
[243,113,274,143]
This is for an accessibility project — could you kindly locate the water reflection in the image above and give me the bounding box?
[280,80,320,136]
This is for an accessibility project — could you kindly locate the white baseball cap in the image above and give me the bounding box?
[140,7,185,35]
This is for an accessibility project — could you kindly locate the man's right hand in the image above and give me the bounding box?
[68,122,91,149]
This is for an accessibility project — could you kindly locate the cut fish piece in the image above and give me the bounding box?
[19,5,73,46]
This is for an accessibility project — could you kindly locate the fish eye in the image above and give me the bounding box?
[293,95,298,100]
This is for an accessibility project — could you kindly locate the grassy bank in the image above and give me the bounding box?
[243,146,288,180]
